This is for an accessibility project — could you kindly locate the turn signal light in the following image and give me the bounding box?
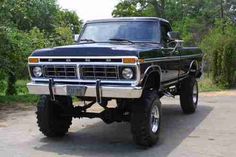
[123,58,137,64]
[138,59,144,63]
[29,58,39,63]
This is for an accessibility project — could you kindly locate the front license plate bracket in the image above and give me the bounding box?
[67,86,87,96]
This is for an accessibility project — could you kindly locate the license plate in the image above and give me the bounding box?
[67,86,87,96]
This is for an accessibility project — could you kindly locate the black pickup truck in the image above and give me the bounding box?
[27,17,203,147]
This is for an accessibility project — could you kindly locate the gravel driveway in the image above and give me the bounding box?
[0,91,236,157]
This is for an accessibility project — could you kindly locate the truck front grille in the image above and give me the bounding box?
[80,65,119,80]
[43,65,77,79]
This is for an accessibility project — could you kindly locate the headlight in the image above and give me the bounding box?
[122,68,133,79]
[33,67,42,77]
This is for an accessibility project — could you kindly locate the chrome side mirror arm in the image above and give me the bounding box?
[169,40,184,54]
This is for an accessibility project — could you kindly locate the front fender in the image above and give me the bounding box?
[141,65,162,90]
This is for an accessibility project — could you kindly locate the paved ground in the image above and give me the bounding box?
[0,91,236,157]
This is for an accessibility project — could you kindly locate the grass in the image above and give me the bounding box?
[198,77,225,92]
[0,95,38,105]
[0,80,38,105]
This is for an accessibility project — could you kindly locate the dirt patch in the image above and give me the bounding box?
[200,90,236,97]
[0,103,34,111]
[0,104,35,121]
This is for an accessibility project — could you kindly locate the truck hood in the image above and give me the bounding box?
[31,43,162,58]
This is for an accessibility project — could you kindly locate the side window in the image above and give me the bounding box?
[160,22,172,47]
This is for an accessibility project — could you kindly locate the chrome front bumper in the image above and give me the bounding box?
[27,82,143,98]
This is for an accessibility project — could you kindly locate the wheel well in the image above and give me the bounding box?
[189,60,199,74]
[142,71,161,90]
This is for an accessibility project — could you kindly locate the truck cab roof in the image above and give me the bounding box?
[86,17,169,24]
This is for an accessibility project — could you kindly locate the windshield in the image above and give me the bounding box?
[79,21,160,43]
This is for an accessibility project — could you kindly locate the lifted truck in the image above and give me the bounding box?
[27,17,203,147]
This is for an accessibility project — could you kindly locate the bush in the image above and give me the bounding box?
[0,95,38,105]
[201,21,236,88]
[0,0,82,96]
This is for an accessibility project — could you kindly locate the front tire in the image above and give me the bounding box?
[180,77,199,114]
[36,95,73,137]
[131,90,162,147]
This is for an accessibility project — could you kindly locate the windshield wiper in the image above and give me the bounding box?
[109,38,135,44]
[79,38,96,43]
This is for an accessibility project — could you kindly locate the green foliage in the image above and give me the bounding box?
[0,80,38,105]
[50,27,74,46]
[0,27,29,95]
[56,10,83,34]
[0,0,83,96]
[199,77,225,92]
[113,0,236,45]
[200,21,236,88]
[112,1,143,17]
[173,17,208,46]
[112,0,164,17]
[0,80,29,95]
[28,28,51,49]
[0,0,58,32]
[0,95,38,105]
[113,0,236,87]
[15,80,30,95]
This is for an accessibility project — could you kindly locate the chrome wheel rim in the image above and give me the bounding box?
[193,82,198,104]
[150,105,160,133]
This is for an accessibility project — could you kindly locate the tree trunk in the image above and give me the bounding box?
[220,0,225,33]
[6,72,17,95]
[151,0,165,18]
[160,0,165,17]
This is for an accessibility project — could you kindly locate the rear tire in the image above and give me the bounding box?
[131,90,162,147]
[36,95,73,137]
[180,77,198,114]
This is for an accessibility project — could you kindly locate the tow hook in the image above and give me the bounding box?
[49,78,55,101]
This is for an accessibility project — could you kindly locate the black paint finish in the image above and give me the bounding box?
[31,43,156,57]
[30,17,203,88]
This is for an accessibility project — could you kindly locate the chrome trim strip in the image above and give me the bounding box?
[189,60,199,72]
[29,62,134,65]
[143,54,202,63]
[30,65,140,86]
[142,65,162,82]
[162,75,188,87]
[31,78,138,85]
[28,56,141,86]
[29,56,138,59]
[43,64,78,79]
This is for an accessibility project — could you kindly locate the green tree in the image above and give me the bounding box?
[0,0,58,32]
[50,27,74,46]
[0,27,28,95]
[0,0,83,95]
[200,20,236,87]
[112,0,236,87]
[112,0,165,17]
[57,10,83,34]
[112,0,145,17]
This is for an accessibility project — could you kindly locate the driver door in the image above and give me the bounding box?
[160,21,180,83]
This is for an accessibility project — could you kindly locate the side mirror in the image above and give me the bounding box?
[167,31,184,48]
[74,34,80,42]
[167,31,181,41]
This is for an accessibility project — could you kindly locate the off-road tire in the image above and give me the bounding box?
[131,90,162,147]
[36,95,73,137]
[180,76,198,114]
